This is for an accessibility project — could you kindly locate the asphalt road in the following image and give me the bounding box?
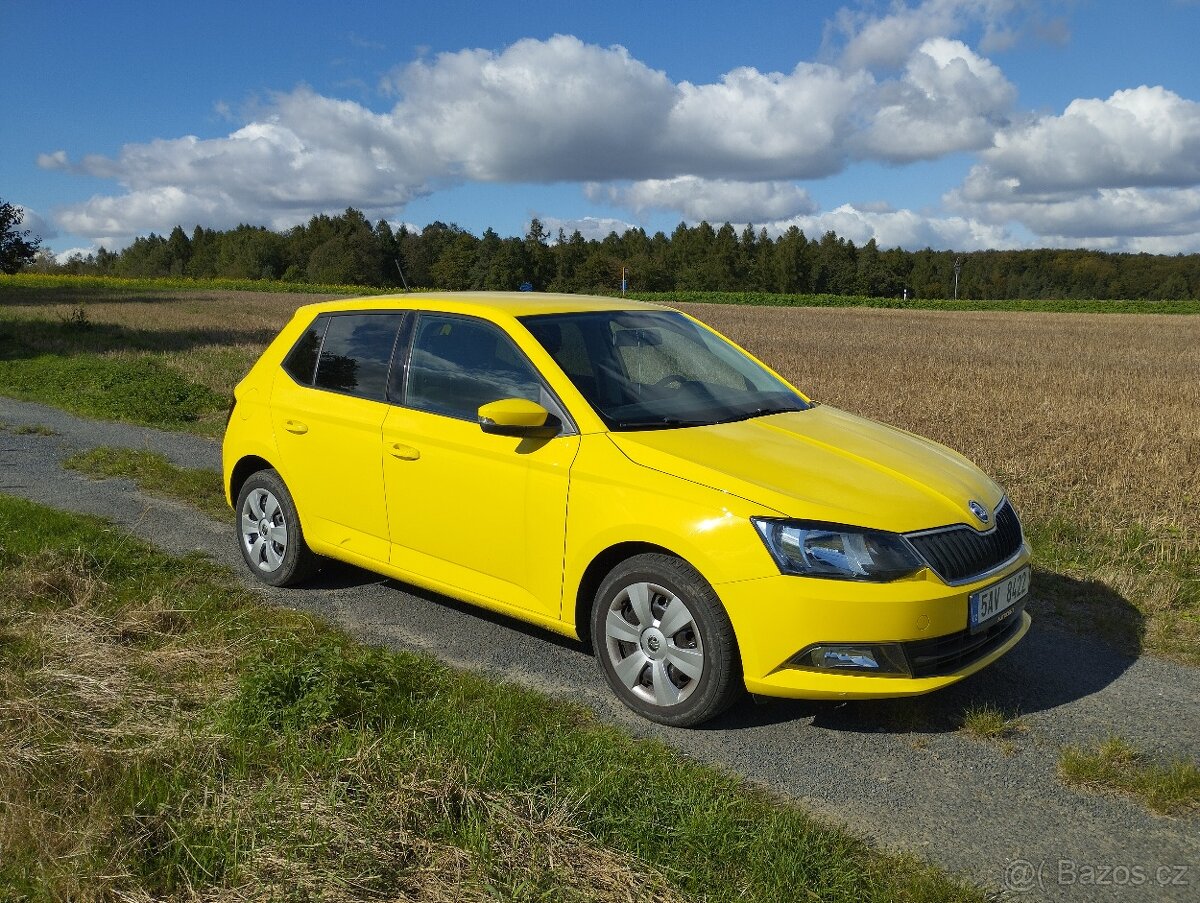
[1,395,1196,902]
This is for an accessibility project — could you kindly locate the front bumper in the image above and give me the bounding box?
[716,545,1032,700]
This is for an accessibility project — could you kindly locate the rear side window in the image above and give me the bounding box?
[282,312,406,400]
[313,314,405,401]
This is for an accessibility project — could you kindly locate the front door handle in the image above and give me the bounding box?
[284,419,309,435]
[389,442,421,461]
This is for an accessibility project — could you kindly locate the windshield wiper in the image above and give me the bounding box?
[611,416,713,431]
[711,405,808,425]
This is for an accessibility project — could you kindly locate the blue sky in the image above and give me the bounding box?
[6,0,1200,258]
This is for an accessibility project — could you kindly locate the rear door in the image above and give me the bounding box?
[271,311,407,563]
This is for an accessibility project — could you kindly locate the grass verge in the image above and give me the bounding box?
[0,493,982,901]
[0,421,57,436]
[1058,738,1200,818]
[63,447,228,520]
[6,275,1198,313]
[0,354,225,430]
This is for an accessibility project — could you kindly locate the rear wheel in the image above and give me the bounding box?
[592,553,742,727]
[235,469,319,586]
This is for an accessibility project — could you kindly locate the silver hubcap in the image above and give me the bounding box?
[604,581,704,707]
[240,488,287,572]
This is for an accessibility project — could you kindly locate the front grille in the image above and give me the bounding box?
[906,500,1023,584]
[903,605,1026,678]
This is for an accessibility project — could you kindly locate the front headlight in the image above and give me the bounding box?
[751,518,925,582]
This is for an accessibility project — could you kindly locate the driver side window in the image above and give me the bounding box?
[403,314,564,424]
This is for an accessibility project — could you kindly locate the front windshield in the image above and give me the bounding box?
[520,309,809,430]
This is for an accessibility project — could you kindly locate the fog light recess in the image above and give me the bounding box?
[789,643,910,675]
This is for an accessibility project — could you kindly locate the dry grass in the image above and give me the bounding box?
[0,544,684,902]
[685,303,1200,661]
[0,549,231,896]
[24,291,324,397]
[959,702,1026,741]
[193,775,685,903]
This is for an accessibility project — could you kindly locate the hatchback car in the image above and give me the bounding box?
[223,293,1031,726]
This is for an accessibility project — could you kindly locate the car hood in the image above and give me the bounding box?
[607,405,1003,533]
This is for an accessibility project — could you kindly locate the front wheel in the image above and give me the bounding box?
[235,469,319,587]
[592,553,743,727]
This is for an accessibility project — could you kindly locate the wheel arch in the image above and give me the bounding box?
[573,541,690,646]
[229,454,275,506]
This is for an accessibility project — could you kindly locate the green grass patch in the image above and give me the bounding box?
[63,447,228,520]
[1059,738,1200,817]
[621,290,1200,314]
[0,493,983,901]
[6,276,1198,313]
[1025,518,1200,665]
[0,354,225,429]
[959,703,1025,741]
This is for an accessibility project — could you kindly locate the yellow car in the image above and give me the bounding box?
[223,292,1031,726]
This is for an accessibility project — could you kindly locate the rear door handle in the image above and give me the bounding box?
[389,442,421,461]
[284,419,309,434]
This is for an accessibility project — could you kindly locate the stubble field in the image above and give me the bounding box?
[1,286,1197,662]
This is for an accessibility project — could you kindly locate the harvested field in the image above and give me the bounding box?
[1,287,1197,660]
[685,303,1200,661]
[687,304,1200,536]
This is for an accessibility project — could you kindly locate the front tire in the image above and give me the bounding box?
[592,553,742,727]
[235,469,319,587]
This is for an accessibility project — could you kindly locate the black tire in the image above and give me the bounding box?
[592,553,743,727]
[235,469,320,587]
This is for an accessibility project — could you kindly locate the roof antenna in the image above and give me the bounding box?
[393,258,411,292]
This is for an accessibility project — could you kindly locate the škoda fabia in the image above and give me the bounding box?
[223,293,1030,726]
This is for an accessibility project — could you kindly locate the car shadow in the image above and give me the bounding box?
[299,561,1143,737]
[297,559,592,656]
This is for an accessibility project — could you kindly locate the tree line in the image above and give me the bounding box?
[27,206,1200,299]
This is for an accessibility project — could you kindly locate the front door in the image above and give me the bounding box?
[383,313,579,617]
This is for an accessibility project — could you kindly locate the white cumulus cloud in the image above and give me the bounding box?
[856,38,1016,161]
[961,86,1200,198]
[589,177,817,224]
[766,204,1019,251]
[41,31,1026,246]
[827,0,1068,70]
[944,86,1200,249]
[537,215,640,241]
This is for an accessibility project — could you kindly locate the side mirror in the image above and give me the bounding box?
[478,398,554,436]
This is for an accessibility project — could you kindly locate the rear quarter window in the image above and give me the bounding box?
[281,315,327,386]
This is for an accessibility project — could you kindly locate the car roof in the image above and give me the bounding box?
[295,291,671,319]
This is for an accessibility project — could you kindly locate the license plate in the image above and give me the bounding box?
[969,566,1030,633]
